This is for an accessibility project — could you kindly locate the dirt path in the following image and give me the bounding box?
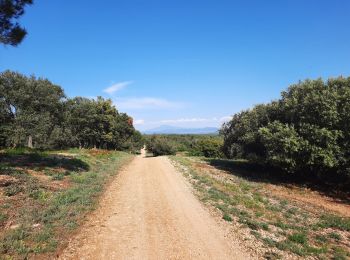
[59,150,249,260]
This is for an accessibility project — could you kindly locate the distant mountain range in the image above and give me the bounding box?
[143,125,219,135]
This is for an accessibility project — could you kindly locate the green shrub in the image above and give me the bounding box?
[51,173,65,181]
[144,134,225,158]
[258,122,304,172]
[146,137,176,156]
[222,77,350,184]
[4,185,23,196]
[192,138,224,158]
[222,213,232,221]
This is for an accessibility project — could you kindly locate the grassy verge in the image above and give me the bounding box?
[0,148,133,259]
[170,155,350,260]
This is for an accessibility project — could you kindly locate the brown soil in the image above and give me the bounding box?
[0,175,18,187]
[25,169,70,190]
[193,160,350,217]
[59,150,249,259]
[0,167,71,231]
[264,184,350,217]
[87,149,112,156]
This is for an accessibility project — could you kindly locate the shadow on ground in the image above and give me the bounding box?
[0,152,89,173]
[205,158,350,205]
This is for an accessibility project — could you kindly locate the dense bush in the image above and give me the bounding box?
[144,134,224,158]
[146,136,176,156]
[0,70,144,151]
[222,77,350,183]
[190,138,224,158]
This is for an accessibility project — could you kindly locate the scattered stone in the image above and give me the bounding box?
[9,224,20,230]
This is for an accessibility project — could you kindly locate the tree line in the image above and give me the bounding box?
[145,134,223,158]
[0,70,143,151]
[221,77,350,184]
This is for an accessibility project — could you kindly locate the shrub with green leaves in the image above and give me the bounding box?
[144,134,225,158]
[146,136,176,156]
[258,122,303,172]
[222,77,350,184]
[0,70,144,151]
[192,138,224,158]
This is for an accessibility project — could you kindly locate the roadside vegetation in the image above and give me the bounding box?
[222,77,350,186]
[170,155,350,259]
[0,70,144,152]
[1,62,350,259]
[0,148,133,259]
[2,2,349,258]
[145,135,176,156]
[0,70,143,259]
[145,134,223,157]
[157,76,350,259]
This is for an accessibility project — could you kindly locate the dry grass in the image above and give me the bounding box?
[170,155,350,260]
[0,148,133,259]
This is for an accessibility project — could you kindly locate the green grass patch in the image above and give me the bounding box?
[315,234,328,243]
[239,217,269,231]
[262,237,277,247]
[250,230,262,239]
[288,232,308,245]
[4,184,23,196]
[0,212,7,224]
[328,232,342,241]
[51,173,65,180]
[332,246,350,260]
[0,149,133,259]
[318,214,350,231]
[223,213,232,222]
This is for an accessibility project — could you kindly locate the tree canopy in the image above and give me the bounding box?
[0,0,33,46]
[221,77,350,184]
[0,70,144,151]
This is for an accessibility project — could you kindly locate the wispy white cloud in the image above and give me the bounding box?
[103,81,133,95]
[160,118,212,123]
[219,116,233,122]
[114,97,184,110]
[159,116,232,124]
[134,119,145,125]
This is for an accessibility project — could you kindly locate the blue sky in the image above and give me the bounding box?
[1,0,350,131]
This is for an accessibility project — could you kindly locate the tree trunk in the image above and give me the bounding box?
[27,135,33,149]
